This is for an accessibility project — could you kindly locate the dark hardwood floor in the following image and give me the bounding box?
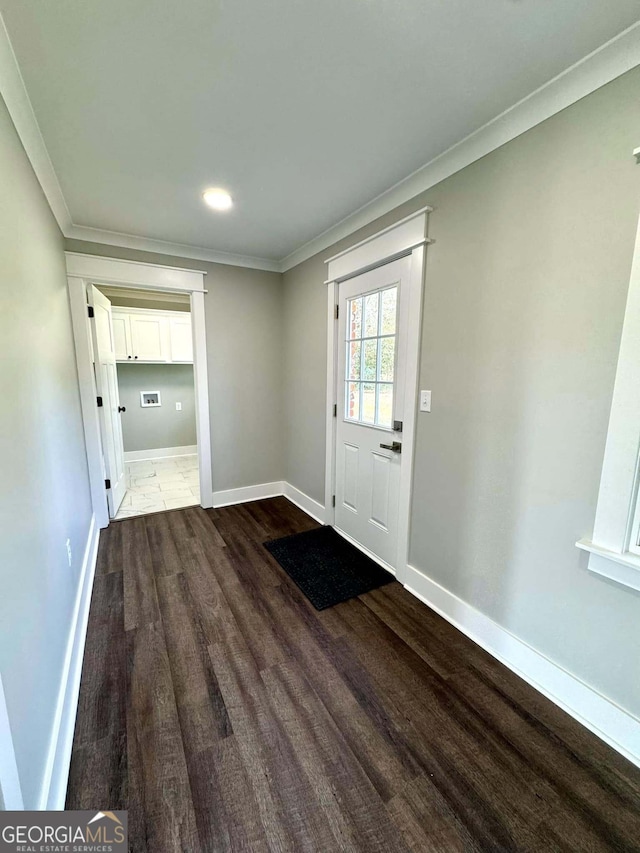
[66,498,640,852]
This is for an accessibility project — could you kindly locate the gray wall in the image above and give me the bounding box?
[65,240,284,492]
[282,67,640,719]
[0,94,92,806]
[116,364,197,452]
[282,253,327,503]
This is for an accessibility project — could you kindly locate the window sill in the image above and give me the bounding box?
[576,539,640,592]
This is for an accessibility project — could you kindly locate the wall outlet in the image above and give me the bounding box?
[66,538,72,567]
[175,402,182,411]
[420,390,432,412]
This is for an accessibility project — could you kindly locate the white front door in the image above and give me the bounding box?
[89,286,127,517]
[334,256,412,572]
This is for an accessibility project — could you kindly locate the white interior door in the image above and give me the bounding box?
[334,256,412,572]
[90,286,127,517]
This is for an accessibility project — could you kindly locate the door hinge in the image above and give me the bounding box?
[87,305,94,318]
[332,495,336,508]
[105,479,111,490]
[333,403,337,417]
[96,396,103,407]
[335,304,339,320]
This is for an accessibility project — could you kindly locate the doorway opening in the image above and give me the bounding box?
[66,252,212,531]
[93,285,200,520]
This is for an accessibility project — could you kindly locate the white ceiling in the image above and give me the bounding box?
[1,0,639,266]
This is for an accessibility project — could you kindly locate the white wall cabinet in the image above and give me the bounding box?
[112,312,132,361]
[169,315,194,363]
[112,307,193,364]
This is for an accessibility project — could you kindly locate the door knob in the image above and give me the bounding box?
[118,406,126,413]
[380,441,402,454]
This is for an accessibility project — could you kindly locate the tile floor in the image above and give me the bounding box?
[114,454,200,519]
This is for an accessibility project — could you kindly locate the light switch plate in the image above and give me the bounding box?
[420,390,431,412]
[176,402,182,411]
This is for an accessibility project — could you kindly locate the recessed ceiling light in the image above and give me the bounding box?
[202,188,233,211]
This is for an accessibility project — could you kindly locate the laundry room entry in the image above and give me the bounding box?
[94,285,200,520]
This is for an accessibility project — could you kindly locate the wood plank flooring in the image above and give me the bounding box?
[66,498,640,852]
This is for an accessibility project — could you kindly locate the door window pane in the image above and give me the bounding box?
[362,339,377,381]
[344,285,398,428]
[381,287,397,335]
[349,297,362,340]
[347,341,361,380]
[379,337,395,381]
[377,384,393,428]
[364,292,379,338]
[346,382,360,420]
[362,384,376,423]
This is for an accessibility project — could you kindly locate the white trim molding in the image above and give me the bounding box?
[324,205,433,281]
[325,208,429,583]
[66,252,212,528]
[0,672,23,810]
[124,445,197,462]
[65,253,206,292]
[575,540,640,593]
[40,515,100,810]
[0,13,72,234]
[282,483,325,525]
[576,160,640,592]
[281,22,640,271]
[213,482,285,508]
[405,563,640,770]
[65,224,281,273]
[211,480,326,520]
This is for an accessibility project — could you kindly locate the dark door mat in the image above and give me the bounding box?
[263,526,394,610]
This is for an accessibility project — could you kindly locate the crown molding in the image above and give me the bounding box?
[2,10,639,276]
[64,224,281,272]
[0,12,281,273]
[0,13,72,232]
[280,20,640,272]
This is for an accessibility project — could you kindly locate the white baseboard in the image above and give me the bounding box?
[124,445,197,462]
[38,515,100,810]
[212,481,284,508]
[404,563,640,770]
[0,673,23,809]
[211,480,327,518]
[282,483,326,524]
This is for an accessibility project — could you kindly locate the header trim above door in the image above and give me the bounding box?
[65,252,207,292]
[325,206,433,283]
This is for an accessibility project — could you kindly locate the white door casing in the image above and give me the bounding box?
[66,253,211,529]
[89,286,127,517]
[325,207,431,583]
[335,257,411,571]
